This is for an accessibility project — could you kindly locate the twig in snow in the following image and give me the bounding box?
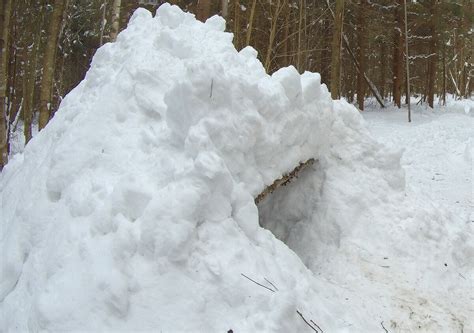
[255,158,315,204]
[209,79,214,98]
[241,273,275,293]
[381,321,389,333]
[296,310,320,332]
[264,277,279,291]
[310,319,324,332]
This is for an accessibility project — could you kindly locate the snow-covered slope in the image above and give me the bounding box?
[1,4,472,332]
[0,5,340,331]
[260,104,473,331]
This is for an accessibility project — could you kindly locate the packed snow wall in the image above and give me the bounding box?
[0,4,342,331]
[1,4,472,332]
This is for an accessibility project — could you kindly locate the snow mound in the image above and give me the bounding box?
[0,4,337,331]
[1,4,472,332]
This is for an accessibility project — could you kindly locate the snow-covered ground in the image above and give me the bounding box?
[258,103,473,332]
[361,106,473,332]
[364,106,473,223]
[1,4,472,333]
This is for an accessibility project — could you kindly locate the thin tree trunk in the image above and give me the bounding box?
[233,0,240,49]
[442,41,446,106]
[6,2,17,125]
[195,0,211,23]
[320,18,330,85]
[404,0,411,122]
[356,0,367,110]
[463,0,474,99]
[110,0,121,41]
[297,0,304,72]
[282,5,290,67]
[380,40,386,99]
[38,0,66,130]
[427,0,438,108]
[302,0,307,70]
[460,0,469,98]
[221,0,228,18]
[245,0,257,46]
[264,0,284,72]
[449,69,461,96]
[330,0,344,99]
[325,0,384,107]
[98,0,107,47]
[393,0,404,108]
[23,39,39,144]
[0,0,13,168]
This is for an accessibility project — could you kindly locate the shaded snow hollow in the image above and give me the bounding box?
[1,4,472,332]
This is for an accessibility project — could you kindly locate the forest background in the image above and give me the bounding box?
[0,0,472,170]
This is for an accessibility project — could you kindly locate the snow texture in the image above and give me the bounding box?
[1,4,472,332]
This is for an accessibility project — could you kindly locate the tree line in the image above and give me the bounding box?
[0,0,472,169]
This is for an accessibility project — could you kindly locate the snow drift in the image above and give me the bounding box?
[1,4,472,332]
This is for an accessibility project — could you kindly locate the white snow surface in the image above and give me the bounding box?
[1,4,472,332]
[260,105,473,332]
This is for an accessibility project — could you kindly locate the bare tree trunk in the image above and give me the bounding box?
[459,0,469,98]
[221,0,228,18]
[380,39,386,99]
[356,0,367,110]
[282,5,290,67]
[98,0,107,47]
[7,1,18,127]
[427,1,438,108]
[303,0,307,70]
[195,0,211,23]
[0,0,13,168]
[393,0,404,108]
[264,0,284,72]
[442,41,446,106]
[38,0,66,130]
[233,0,240,49]
[245,0,257,46]
[297,0,304,72]
[404,0,411,122]
[110,0,121,42]
[330,0,344,99]
[462,0,471,98]
[23,41,39,145]
[320,18,330,85]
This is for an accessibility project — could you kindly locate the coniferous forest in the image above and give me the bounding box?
[0,1,472,168]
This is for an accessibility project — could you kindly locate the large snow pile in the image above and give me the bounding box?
[1,4,472,332]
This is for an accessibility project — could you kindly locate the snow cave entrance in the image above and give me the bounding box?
[256,159,319,251]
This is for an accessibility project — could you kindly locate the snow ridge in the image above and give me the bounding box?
[0,4,338,331]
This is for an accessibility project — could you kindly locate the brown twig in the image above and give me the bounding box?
[255,158,315,204]
[241,273,275,293]
[310,319,324,333]
[264,277,279,291]
[296,310,320,333]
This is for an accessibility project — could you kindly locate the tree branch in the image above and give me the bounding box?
[255,158,315,204]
